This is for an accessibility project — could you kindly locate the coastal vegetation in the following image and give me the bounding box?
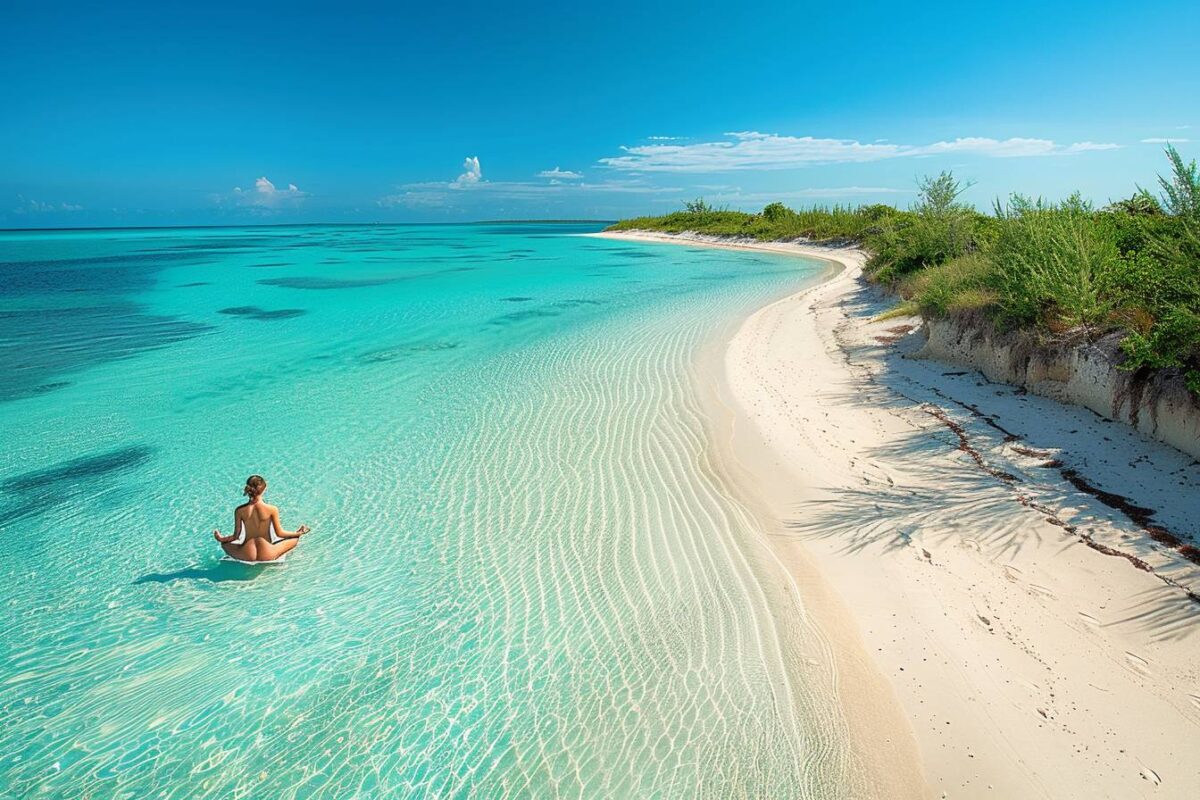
[608,147,1200,394]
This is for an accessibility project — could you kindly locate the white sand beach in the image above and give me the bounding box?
[596,230,1200,799]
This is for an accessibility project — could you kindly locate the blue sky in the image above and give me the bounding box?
[2,0,1197,227]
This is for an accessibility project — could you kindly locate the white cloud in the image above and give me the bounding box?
[1142,137,1190,144]
[456,156,482,184]
[646,135,683,141]
[600,131,1121,172]
[690,186,908,208]
[573,179,682,195]
[737,186,906,199]
[914,137,1117,157]
[537,166,584,180]
[12,195,83,214]
[1062,141,1121,153]
[374,166,904,214]
[376,177,679,209]
[377,191,450,209]
[229,176,308,209]
[382,156,676,206]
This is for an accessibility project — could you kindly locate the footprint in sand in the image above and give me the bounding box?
[1027,583,1057,599]
[1125,652,1152,675]
[1077,611,1101,627]
[1140,766,1162,786]
[1188,693,1200,712]
[859,460,896,487]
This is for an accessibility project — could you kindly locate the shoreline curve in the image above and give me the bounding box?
[589,228,1200,799]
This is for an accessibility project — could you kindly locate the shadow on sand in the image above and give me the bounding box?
[782,277,1200,642]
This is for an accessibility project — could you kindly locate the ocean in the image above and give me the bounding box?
[0,223,860,798]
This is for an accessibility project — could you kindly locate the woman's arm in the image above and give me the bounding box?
[213,510,240,544]
[272,506,310,539]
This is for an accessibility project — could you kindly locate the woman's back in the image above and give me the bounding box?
[236,501,278,540]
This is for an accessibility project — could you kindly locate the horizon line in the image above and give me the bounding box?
[0,219,618,234]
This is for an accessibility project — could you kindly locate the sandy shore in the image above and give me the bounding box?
[594,230,1200,799]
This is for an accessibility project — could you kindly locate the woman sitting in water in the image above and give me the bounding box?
[213,475,311,562]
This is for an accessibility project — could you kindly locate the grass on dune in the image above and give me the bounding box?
[607,147,1200,394]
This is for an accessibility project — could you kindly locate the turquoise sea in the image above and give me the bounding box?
[0,224,862,798]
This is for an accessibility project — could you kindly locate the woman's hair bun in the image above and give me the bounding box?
[243,474,267,498]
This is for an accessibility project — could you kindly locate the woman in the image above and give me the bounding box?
[213,475,311,562]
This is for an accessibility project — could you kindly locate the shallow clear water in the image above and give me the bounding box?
[0,224,860,797]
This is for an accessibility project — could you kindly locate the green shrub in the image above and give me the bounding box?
[1157,145,1200,219]
[1115,147,1200,385]
[987,194,1123,333]
[609,200,893,243]
[866,172,984,281]
[900,253,997,318]
[607,149,1200,394]
[608,208,757,236]
[761,202,791,223]
[1103,188,1164,218]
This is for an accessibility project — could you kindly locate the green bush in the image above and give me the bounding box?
[987,194,1121,332]
[1157,145,1200,219]
[1114,147,1200,387]
[607,148,1200,394]
[866,172,986,281]
[900,253,997,318]
[608,209,757,236]
[609,199,893,243]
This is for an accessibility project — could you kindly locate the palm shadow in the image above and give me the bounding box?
[799,278,1200,641]
[784,425,1039,562]
[135,560,268,585]
[1107,585,1200,643]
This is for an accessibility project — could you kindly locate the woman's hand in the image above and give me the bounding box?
[296,525,311,536]
[213,529,227,543]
